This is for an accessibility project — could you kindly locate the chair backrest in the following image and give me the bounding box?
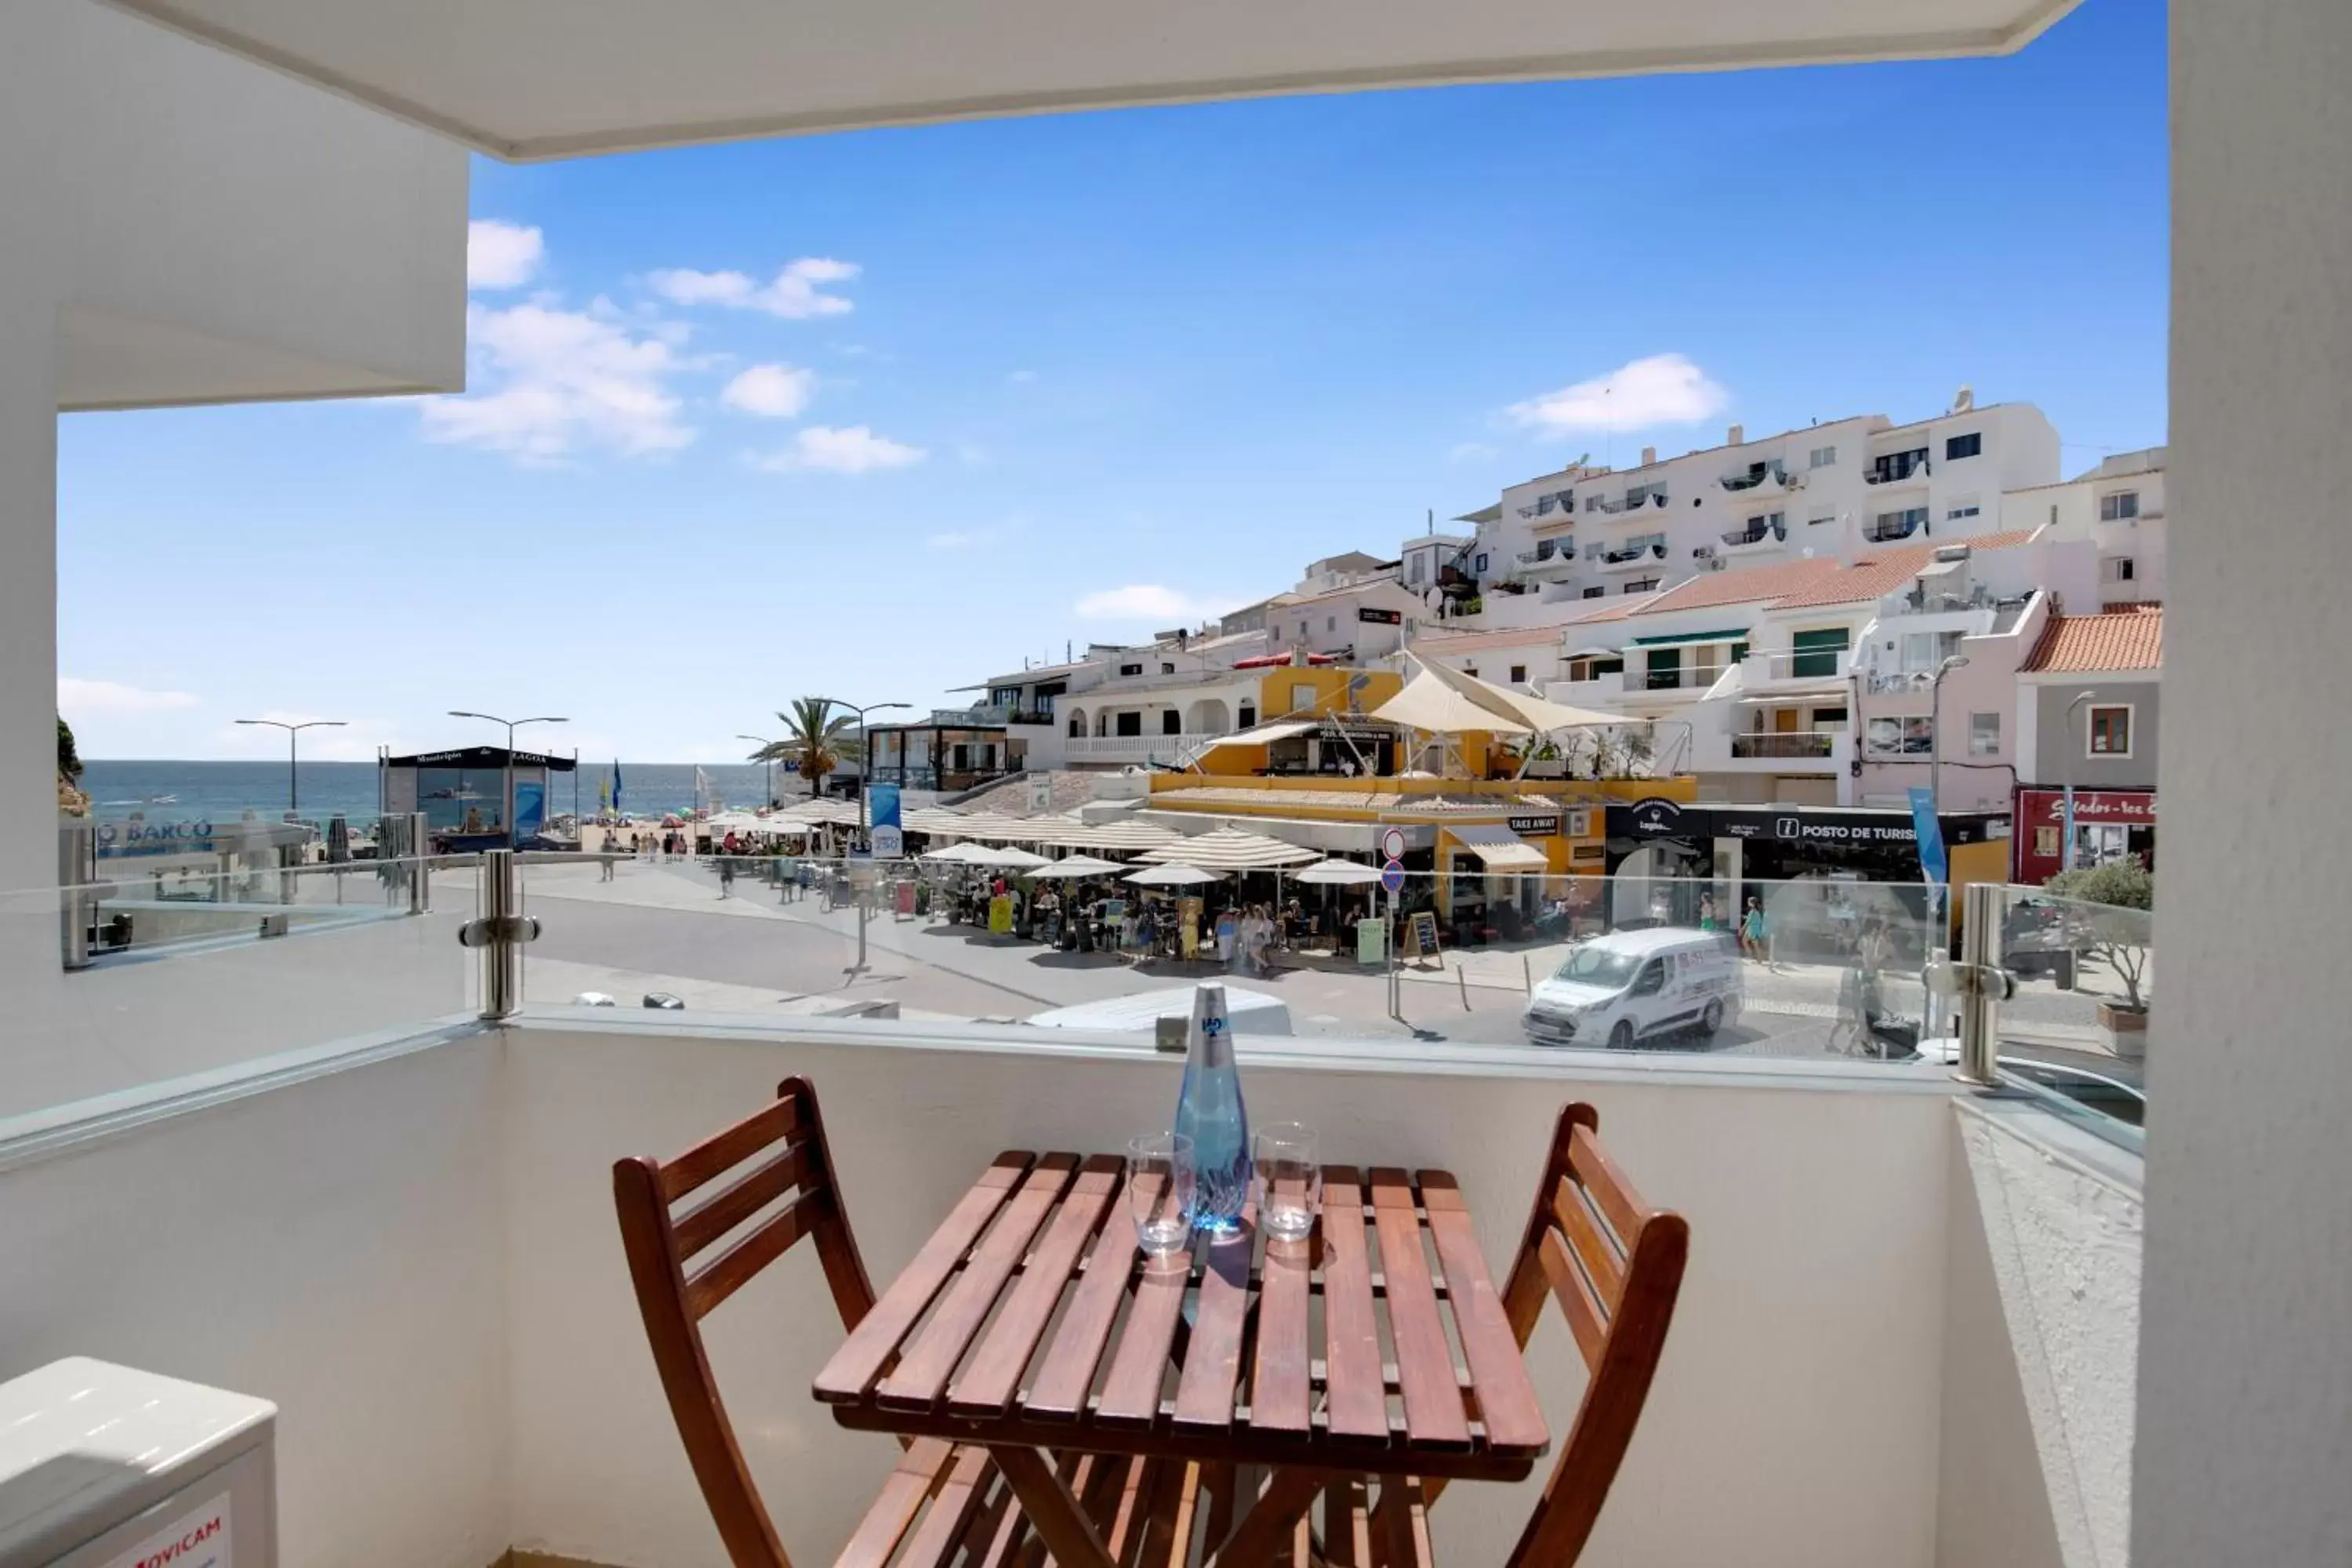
[1497,1102,1690,1567]
[613,1076,874,1568]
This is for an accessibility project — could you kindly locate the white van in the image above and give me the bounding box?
[1523,927,1744,1049]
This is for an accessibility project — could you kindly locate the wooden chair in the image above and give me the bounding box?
[1356,1101,1689,1567]
[615,1076,1017,1566]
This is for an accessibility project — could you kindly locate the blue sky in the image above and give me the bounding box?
[57,0,2166,763]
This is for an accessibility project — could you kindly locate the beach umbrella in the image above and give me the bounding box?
[325,813,351,864]
[1019,854,1129,880]
[1054,817,1182,851]
[919,842,993,862]
[1123,863,1224,887]
[975,844,1052,869]
[1294,858,1382,886]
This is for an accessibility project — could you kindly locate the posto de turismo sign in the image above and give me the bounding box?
[1609,800,2009,848]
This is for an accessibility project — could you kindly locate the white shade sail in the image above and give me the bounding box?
[1019,854,1131,879]
[1292,858,1385,886]
[1123,863,1225,887]
[918,841,995,862]
[1051,818,1183,851]
[974,844,1053,869]
[1370,668,1531,735]
[1138,826,1319,869]
[1408,655,1625,731]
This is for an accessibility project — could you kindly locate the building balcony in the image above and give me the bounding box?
[1865,514,1928,543]
[0,848,2146,1568]
[1730,729,1842,760]
[1720,462,1802,494]
[1720,521,1788,554]
[1741,648,1855,686]
[1062,731,1216,765]
[1594,541,1669,572]
[1512,543,1579,579]
[1864,448,1933,485]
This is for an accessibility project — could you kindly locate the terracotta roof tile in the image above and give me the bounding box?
[2020,605,2164,673]
[1762,530,2040,611]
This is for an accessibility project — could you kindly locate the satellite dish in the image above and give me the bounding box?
[1951,384,1975,413]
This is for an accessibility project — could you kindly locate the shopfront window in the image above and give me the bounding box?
[418,766,502,832]
[1866,716,1935,756]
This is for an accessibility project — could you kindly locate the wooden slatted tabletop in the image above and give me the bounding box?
[814,1151,1549,1483]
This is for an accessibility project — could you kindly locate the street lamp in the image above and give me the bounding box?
[448,710,568,845]
[809,696,912,975]
[2060,691,2095,872]
[738,735,779,808]
[234,717,347,815]
[1929,655,1971,811]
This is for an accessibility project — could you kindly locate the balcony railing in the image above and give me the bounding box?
[1731,730,1839,759]
[1865,514,1926,543]
[1596,541,1668,569]
[1722,521,1788,550]
[1063,732,1214,763]
[1864,449,1931,485]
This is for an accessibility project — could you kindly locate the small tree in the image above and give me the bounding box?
[2045,857,2154,1011]
[747,697,864,793]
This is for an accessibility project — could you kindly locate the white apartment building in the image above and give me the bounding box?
[1526,529,2097,807]
[2002,445,2167,606]
[1464,397,2062,619]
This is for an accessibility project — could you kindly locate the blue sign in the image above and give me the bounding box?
[513,779,546,842]
[1380,858,1406,895]
[868,784,902,832]
[1907,786,1948,887]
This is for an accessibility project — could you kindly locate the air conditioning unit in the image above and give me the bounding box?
[1692,545,1717,560]
[1705,557,1727,572]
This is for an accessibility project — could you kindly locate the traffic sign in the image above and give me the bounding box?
[1380,858,1406,895]
[1380,827,1406,861]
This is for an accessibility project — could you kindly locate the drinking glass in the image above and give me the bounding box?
[1127,1133,1196,1259]
[1252,1123,1321,1243]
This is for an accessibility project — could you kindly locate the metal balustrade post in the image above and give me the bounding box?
[59,820,96,971]
[406,811,432,913]
[459,848,538,1020]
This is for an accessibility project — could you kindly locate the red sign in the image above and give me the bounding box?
[2017,788,2156,826]
[2013,788,2156,882]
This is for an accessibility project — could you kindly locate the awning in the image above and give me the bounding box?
[1439,822,1548,872]
[1566,646,1623,660]
[1736,687,1849,706]
[1138,826,1320,869]
[1626,627,1749,648]
[1388,655,1622,731]
[1189,719,1319,752]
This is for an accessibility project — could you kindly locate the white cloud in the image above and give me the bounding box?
[1448,441,1500,463]
[927,530,989,550]
[59,677,199,717]
[750,425,925,474]
[217,713,387,763]
[720,363,816,418]
[1508,353,1730,434]
[1074,585,1240,623]
[1007,368,1040,384]
[467,220,545,290]
[648,258,859,319]
[421,300,694,463]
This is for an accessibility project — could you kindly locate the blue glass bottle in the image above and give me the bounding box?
[1174,983,1252,1236]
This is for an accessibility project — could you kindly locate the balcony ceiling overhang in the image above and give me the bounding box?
[103,0,2083,161]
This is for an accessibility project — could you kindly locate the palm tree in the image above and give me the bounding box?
[747,698,862,792]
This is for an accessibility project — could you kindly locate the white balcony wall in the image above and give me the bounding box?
[0,1035,510,1568]
[1,0,466,909]
[1,1016,2142,1568]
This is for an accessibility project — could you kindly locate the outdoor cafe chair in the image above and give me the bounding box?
[616,1076,1038,1566]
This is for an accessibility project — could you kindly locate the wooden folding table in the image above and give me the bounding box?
[811,1150,1549,1566]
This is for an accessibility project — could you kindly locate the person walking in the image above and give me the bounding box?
[1740,895,1769,964]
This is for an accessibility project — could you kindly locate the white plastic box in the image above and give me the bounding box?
[0,1359,274,1568]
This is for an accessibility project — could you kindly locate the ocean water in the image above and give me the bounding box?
[74,760,783,826]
